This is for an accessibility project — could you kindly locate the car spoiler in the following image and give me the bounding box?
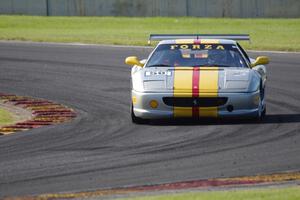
[148,34,250,44]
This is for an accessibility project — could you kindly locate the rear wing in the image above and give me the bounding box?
[148,34,250,44]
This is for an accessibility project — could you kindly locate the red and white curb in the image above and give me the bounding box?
[3,171,299,200]
[0,93,76,135]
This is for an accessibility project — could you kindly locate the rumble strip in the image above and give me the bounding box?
[0,93,76,135]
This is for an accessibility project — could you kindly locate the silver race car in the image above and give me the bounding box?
[125,34,269,123]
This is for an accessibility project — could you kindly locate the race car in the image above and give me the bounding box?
[125,34,269,123]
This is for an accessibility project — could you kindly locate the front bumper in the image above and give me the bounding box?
[132,90,261,119]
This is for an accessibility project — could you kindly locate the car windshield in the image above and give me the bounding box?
[146,43,247,68]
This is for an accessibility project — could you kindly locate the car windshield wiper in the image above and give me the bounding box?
[147,64,172,67]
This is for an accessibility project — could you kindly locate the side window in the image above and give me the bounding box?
[230,51,243,67]
[237,43,250,62]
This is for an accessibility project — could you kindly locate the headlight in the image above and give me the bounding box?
[248,75,260,92]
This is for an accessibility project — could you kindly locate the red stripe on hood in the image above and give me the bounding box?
[192,67,200,117]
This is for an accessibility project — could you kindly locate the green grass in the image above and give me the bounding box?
[122,186,300,200]
[0,15,300,51]
[0,107,14,126]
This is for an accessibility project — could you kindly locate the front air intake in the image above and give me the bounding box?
[163,97,228,107]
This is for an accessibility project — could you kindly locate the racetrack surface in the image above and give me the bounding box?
[0,42,299,197]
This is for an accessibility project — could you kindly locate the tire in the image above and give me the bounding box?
[262,106,266,118]
[131,104,148,124]
[260,83,266,118]
[255,84,266,121]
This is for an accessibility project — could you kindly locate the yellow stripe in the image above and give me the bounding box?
[200,39,220,44]
[174,107,193,117]
[173,67,193,117]
[175,39,194,44]
[199,67,219,117]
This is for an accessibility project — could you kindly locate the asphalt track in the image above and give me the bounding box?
[0,42,299,197]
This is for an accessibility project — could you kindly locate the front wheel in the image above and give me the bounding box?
[262,106,266,117]
[255,106,266,122]
[255,86,266,121]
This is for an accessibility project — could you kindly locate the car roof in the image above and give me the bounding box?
[158,39,237,45]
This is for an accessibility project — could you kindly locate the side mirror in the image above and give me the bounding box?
[251,56,270,68]
[125,56,144,67]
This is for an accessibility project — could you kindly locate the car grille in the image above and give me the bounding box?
[163,97,228,107]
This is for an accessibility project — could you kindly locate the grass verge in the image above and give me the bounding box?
[0,15,300,51]
[0,107,14,126]
[122,186,300,200]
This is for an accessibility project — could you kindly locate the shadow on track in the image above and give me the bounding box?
[147,114,300,126]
